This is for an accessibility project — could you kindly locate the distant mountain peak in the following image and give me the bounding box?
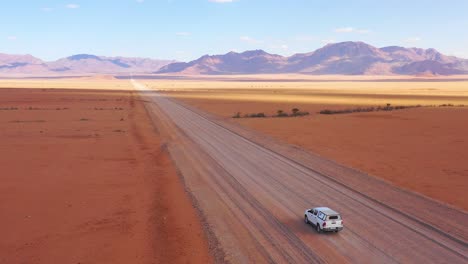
[67,54,102,61]
[316,41,382,56]
[240,49,269,57]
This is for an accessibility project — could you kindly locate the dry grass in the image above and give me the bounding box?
[0,78,132,90]
[148,80,468,107]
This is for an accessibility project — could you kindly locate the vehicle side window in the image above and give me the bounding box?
[318,212,324,220]
[313,210,317,215]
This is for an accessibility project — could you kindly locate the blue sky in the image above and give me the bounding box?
[1,0,467,61]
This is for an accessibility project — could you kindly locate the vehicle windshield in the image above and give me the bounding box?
[328,215,340,220]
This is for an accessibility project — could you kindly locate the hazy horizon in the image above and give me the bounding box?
[2,0,468,61]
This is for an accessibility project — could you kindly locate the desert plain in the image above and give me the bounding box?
[0,79,212,263]
[1,76,467,263]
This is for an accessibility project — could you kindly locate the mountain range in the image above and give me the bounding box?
[158,42,468,75]
[0,53,174,76]
[1,42,467,76]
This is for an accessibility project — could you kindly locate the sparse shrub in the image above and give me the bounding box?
[232,112,241,118]
[320,109,334,115]
[292,108,300,116]
[296,111,310,116]
[247,113,266,118]
[243,113,267,118]
[0,107,18,110]
[319,104,424,115]
[80,118,89,121]
[276,110,288,117]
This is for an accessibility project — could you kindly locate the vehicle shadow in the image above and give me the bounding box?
[283,216,342,236]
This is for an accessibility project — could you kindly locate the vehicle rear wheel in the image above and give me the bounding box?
[316,224,321,233]
[304,216,309,224]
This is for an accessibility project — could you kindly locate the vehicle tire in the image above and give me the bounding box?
[316,224,321,233]
[304,216,309,224]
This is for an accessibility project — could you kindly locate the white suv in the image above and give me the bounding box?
[304,207,343,232]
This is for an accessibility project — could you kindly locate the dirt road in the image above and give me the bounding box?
[134,80,468,263]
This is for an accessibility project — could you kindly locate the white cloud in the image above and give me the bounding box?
[404,37,422,44]
[7,36,17,41]
[41,7,53,12]
[334,27,370,34]
[209,0,235,3]
[176,32,191,36]
[451,51,468,59]
[66,4,80,9]
[240,36,263,44]
[321,39,336,44]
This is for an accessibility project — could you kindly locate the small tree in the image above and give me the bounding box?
[292,108,300,116]
[277,109,288,117]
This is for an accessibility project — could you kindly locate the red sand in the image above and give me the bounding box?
[0,88,212,263]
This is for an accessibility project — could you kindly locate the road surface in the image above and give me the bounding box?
[133,80,467,263]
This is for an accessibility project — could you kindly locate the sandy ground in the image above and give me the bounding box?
[0,85,212,263]
[159,81,468,211]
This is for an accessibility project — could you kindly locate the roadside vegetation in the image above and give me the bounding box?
[233,108,310,118]
[319,103,421,115]
[319,103,466,115]
[231,103,466,118]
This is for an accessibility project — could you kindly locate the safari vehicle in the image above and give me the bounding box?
[304,207,343,232]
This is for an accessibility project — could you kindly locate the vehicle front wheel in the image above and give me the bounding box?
[316,224,321,233]
[304,216,309,224]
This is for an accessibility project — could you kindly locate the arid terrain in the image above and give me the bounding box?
[0,80,212,264]
[1,77,467,263]
[155,79,468,210]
